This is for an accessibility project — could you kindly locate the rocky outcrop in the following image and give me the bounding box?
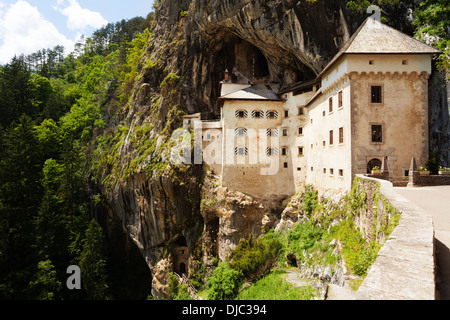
[200,170,285,262]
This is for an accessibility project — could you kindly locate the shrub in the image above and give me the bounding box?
[287,221,324,260]
[206,263,242,300]
[335,220,380,276]
[228,234,282,280]
[302,185,318,215]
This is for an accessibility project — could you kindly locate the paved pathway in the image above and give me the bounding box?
[393,186,450,300]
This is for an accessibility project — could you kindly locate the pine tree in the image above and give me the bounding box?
[79,219,110,300]
[0,56,35,126]
[0,115,43,298]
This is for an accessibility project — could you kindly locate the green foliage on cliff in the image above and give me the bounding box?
[228,233,282,280]
[413,0,450,73]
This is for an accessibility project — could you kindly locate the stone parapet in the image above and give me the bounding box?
[354,175,436,300]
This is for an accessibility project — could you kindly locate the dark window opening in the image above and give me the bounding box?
[180,263,186,274]
[371,86,382,103]
[371,125,383,143]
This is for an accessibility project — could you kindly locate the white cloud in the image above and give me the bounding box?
[55,0,107,32]
[0,1,74,64]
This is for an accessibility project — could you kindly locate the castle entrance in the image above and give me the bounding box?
[367,158,382,174]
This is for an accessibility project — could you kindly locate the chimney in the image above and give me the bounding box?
[224,69,229,81]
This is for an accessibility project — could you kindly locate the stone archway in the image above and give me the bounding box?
[367,158,382,174]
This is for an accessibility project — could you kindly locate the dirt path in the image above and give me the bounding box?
[284,271,355,300]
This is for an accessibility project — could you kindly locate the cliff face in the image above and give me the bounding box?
[101,0,360,298]
[98,0,445,298]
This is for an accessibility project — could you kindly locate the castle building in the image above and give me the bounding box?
[185,18,441,198]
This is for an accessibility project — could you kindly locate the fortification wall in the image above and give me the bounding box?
[354,175,436,300]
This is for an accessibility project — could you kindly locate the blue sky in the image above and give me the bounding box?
[0,0,155,64]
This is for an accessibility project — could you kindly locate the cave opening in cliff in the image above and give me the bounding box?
[217,37,270,83]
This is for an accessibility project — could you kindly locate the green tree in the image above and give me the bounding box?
[29,260,62,300]
[34,160,68,267]
[0,56,35,126]
[79,219,110,300]
[0,115,43,298]
[413,0,450,73]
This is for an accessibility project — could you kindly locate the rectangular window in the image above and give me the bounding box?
[371,86,382,103]
[235,147,248,155]
[339,127,344,144]
[329,97,333,113]
[329,130,334,145]
[266,111,278,119]
[330,168,334,175]
[323,168,327,174]
[298,147,304,156]
[266,128,279,137]
[339,169,344,177]
[298,107,304,115]
[338,91,343,109]
[281,147,287,156]
[235,128,248,136]
[236,110,248,118]
[298,127,303,135]
[284,162,288,168]
[284,110,289,118]
[254,111,261,118]
[371,124,383,143]
[266,147,279,156]
[282,128,288,136]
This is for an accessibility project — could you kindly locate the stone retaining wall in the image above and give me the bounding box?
[414,174,450,187]
[354,175,436,300]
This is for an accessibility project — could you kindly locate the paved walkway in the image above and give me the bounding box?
[393,186,450,300]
